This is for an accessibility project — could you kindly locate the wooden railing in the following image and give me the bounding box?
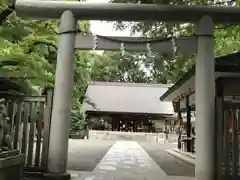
[2,90,53,172]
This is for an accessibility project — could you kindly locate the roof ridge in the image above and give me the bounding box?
[88,81,172,88]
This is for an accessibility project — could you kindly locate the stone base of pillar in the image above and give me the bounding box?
[24,172,71,180]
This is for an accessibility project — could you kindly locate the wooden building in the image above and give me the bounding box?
[84,82,176,132]
[160,52,240,178]
[0,77,27,95]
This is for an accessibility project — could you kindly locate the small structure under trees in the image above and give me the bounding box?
[0,77,27,95]
[84,82,175,132]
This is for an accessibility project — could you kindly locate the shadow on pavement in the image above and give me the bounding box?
[140,142,195,177]
[67,139,115,171]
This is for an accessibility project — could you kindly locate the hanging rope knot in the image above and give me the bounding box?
[120,42,125,56]
[171,37,177,55]
[171,26,178,56]
[146,43,152,57]
[92,34,98,51]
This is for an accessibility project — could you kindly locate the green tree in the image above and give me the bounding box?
[91,52,152,83]
[0,0,97,135]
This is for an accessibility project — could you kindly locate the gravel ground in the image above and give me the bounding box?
[139,142,195,177]
[67,139,115,171]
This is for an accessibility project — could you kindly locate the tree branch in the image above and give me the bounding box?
[33,41,57,49]
[27,40,58,54]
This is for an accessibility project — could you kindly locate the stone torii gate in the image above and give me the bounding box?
[15,1,240,180]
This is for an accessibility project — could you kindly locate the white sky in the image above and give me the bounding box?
[86,0,132,36]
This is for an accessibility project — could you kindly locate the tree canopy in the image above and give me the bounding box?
[110,0,240,82]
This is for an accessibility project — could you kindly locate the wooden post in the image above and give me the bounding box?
[13,102,23,149]
[35,102,44,166]
[27,102,36,166]
[21,103,30,156]
[111,116,115,131]
[41,89,53,170]
[186,95,192,152]
[176,101,182,150]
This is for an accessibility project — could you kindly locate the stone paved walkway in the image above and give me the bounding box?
[76,141,194,180]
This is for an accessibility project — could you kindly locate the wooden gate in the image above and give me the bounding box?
[216,97,240,180]
[2,89,53,172]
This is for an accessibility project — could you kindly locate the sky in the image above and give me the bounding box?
[86,0,132,36]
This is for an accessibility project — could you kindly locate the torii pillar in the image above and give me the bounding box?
[47,10,77,177]
[195,16,216,180]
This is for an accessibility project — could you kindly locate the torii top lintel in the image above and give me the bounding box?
[15,0,240,24]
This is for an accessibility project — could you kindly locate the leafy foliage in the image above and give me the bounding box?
[110,0,240,83]
[70,109,87,138]
[1,0,240,135]
[0,0,94,135]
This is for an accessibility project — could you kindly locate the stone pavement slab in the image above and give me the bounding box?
[77,141,167,180]
[26,141,194,180]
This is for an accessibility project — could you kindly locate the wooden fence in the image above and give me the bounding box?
[2,90,53,172]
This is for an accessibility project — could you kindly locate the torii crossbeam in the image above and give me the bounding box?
[14,1,240,180]
[75,35,197,56]
[16,0,240,23]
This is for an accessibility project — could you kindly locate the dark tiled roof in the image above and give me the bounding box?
[84,82,174,115]
[0,77,27,94]
[160,52,240,101]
